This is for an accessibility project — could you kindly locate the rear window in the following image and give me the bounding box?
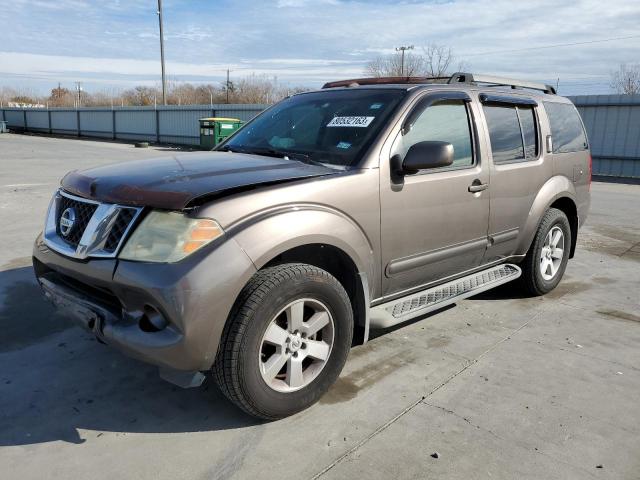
[483,105,538,163]
[543,102,588,154]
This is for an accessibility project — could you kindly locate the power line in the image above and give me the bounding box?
[463,34,640,57]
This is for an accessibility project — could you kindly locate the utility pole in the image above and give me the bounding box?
[395,45,414,76]
[75,82,83,107]
[157,0,167,105]
[226,69,230,104]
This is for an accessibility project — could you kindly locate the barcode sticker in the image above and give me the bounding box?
[327,116,374,128]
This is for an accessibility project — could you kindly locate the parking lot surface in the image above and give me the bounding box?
[1,133,639,479]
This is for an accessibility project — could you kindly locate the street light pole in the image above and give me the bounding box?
[395,45,414,77]
[157,0,167,105]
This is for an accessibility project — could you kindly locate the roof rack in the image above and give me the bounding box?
[448,72,556,95]
[322,72,556,95]
[322,76,450,89]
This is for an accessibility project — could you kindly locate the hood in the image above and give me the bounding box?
[61,151,338,210]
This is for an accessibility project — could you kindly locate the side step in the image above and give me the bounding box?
[370,264,521,329]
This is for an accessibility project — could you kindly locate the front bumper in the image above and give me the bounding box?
[33,233,257,373]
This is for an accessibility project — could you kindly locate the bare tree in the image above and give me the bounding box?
[365,52,426,77]
[365,44,464,78]
[422,44,455,77]
[610,63,640,95]
[0,76,309,107]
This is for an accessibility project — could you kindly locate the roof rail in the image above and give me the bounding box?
[448,72,556,95]
[322,76,450,89]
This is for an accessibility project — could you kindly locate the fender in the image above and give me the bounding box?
[515,175,578,256]
[229,203,376,283]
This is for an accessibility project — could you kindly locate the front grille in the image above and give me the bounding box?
[45,190,143,259]
[56,195,98,247]
[104,208,137,252]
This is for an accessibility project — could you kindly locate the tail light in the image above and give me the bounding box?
[588,154,592,191]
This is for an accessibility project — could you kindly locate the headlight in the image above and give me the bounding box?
[119,211,224,263]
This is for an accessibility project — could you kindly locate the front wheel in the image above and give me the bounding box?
[520,208,572,296]
[213,263,353,419]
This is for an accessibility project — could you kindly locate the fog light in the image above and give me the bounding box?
[138,305,168,332]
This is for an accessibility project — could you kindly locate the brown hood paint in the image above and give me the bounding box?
[61,152,337,209]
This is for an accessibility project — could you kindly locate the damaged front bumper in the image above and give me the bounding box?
[33,233,257,386]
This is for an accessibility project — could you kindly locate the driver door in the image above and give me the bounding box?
[380,92,490,297]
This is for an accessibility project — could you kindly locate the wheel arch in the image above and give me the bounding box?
[516,176,579,258]
[230,208,376,345]
[263,243,369,345]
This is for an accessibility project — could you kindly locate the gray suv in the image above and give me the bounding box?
[33,73,591,419]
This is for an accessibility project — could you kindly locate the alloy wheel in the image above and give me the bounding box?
[259,298,335,393]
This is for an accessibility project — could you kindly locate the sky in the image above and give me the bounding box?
[1,0,639,96]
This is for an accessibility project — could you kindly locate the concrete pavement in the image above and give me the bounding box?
[1,134,639,479]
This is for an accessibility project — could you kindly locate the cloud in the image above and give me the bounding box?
[1,0,639,94]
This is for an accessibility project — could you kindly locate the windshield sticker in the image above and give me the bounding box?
[336,141,352,149]
[369,103,383,110]
[327,116,375,128]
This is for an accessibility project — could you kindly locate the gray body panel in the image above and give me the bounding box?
[33,81,591,374]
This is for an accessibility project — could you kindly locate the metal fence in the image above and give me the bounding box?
[1,96,640,178]
[0,104,267,146]
[569,94,640,179]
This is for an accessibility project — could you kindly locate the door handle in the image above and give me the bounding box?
[468,180,489,193]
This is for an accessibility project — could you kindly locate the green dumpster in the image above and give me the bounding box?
[199,117,243,149]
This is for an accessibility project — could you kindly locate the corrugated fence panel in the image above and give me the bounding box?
[4,109,25,127]
[80,110,114,138]
[25,110,49,130]
[114,109,157,141]
[569,94,640,178]
[50,110,78,134]
[215,105,267,122]
[159,107,211,145]
[1,104,265,144]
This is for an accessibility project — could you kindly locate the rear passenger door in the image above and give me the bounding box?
[479,94,549,262]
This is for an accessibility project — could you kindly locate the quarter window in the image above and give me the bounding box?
[398,100,474,168]
[543,102,588,153]
[483,104,539,163]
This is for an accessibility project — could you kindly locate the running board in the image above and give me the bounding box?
[370,264,521,329]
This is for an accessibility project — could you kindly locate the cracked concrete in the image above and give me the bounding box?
[1,135,639,479]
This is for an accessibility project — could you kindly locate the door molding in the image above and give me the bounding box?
[386,236,488,277]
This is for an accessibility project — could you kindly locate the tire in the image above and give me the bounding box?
[520,208,572,296]
[213,263,353,419]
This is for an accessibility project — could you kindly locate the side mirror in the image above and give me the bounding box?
[402,141,454,174]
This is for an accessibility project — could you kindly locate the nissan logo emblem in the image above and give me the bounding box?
[59,207,77,237]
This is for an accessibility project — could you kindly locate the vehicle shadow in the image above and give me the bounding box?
[0,266,261,447]
[469,280,534,300]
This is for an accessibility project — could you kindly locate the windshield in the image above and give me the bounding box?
[219,89,407,168]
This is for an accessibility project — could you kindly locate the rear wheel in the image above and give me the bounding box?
[213,263,353,419]
[520,208,571,296]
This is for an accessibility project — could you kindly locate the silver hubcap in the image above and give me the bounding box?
[259,298,334,393]
[540,226,565,281]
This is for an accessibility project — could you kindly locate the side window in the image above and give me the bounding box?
[543,102,588,153]
[483,104,539,163]
[518,106,538,159]
[398,100,473,168]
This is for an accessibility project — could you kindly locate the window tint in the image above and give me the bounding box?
[543,102,588,153]
[518,106,538,159]
[399,100,473,168]
[483,105,523,163]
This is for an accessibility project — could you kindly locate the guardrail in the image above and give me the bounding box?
[0,104,267,146]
